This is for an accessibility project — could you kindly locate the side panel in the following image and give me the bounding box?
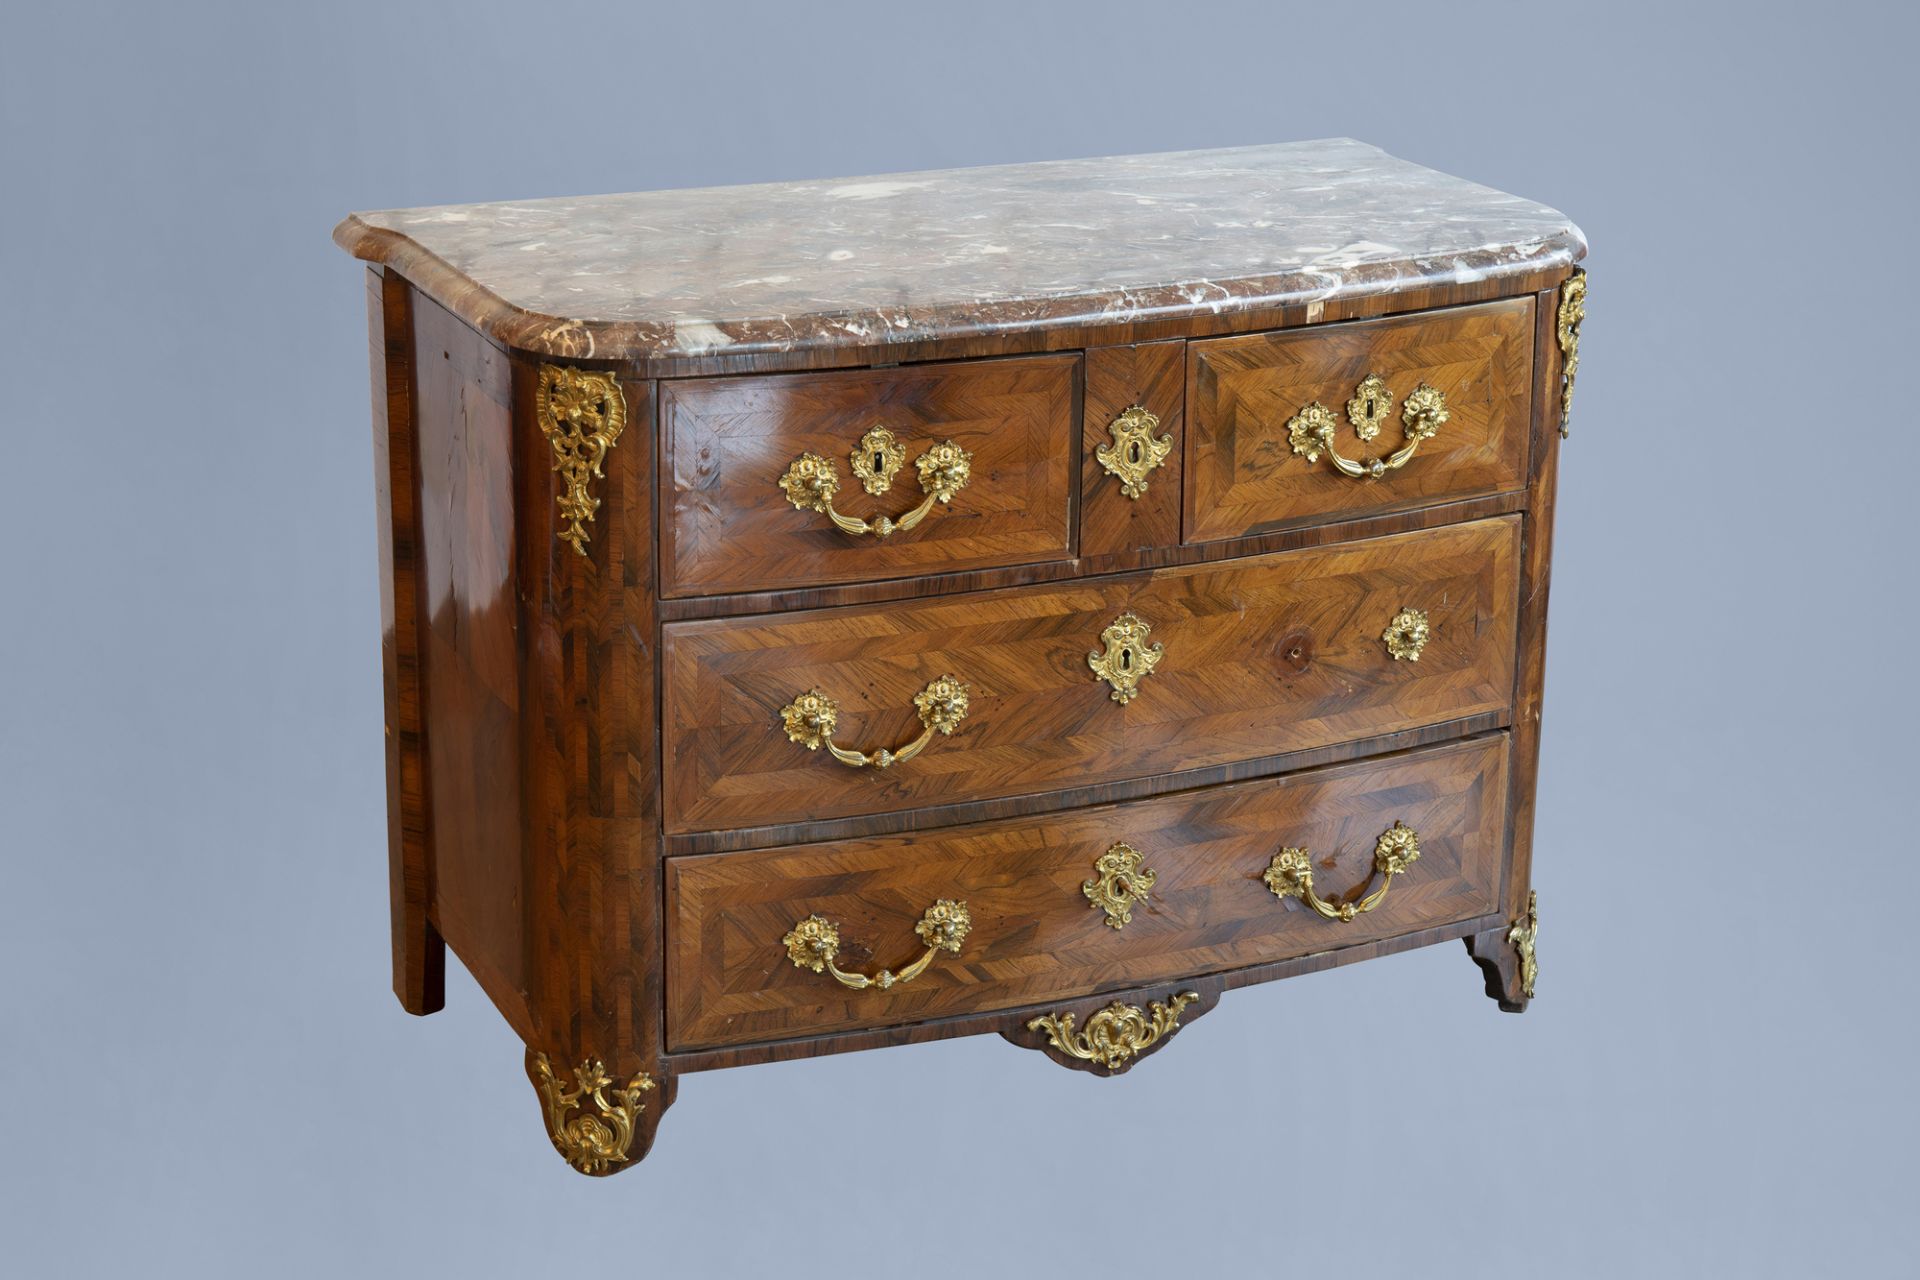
[410,292,530,1029]
[368,267,443,1016]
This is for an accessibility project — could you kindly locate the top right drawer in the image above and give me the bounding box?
[1186,296,1535,542]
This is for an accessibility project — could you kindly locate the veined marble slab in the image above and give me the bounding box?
[335,138,1585,364]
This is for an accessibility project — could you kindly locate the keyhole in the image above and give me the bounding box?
[1128,441,1141,463]
[1120,648,1133,671]
[873,451,886,473]
[1365,396,1376,418]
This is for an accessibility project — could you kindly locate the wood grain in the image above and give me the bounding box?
[367,267,443,1017]
[668,912,1499,1074]
[1080,340,1185,563]
[511,356,676,1161]
[660,354,1079,596]
[666,734,1510,1050]
[1186,297,1534,542]
[410,291,528,1027]
[662,515,1519,834]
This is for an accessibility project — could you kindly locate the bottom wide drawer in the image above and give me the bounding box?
[665,733,1510,1051]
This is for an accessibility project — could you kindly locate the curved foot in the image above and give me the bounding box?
[1003,986,1217,1077]
[1465,890,1538,1013]
[527,1050,674,1176]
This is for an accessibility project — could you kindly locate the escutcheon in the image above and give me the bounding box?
[1346,373,1395,442]
[1087,611,1164,705]
[1082,842,1157,929]
[850,425,907,495]
[1095,404,1174,498]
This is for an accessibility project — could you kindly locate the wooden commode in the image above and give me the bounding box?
[333,139,1588,1175]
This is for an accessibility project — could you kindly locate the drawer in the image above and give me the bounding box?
[666,734,1510,1050]
[660,354,1079,596]
[1186,297,1534,542]
[663,514,1519,834]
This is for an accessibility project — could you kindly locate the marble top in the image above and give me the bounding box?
[334,139,1585,364]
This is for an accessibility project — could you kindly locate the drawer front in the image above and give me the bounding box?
[1186,297,1534,542]
[666,734,1510,1050]
[663,515,1519,834]
[660,354,1079,596]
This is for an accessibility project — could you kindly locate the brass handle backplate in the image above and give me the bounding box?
[779,677,970,769]
[778,426,972,538]
[1263,821,1421,922]
[783,900,973,991]
[1381,606,1431,662]
[1288,375,1449,480]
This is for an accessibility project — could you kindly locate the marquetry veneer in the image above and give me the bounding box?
[334,140,1587,1175]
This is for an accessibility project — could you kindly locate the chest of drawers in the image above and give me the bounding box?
[334,139,1587,1175]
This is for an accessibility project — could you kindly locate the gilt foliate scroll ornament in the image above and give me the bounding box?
[1557,270,1587,437]
[1095,405,1174,499]
[850,425,907,495]
[1508,890,1539,998]
[779,431,972,538]
[1288,376,1449,480]
[530,1053,656,1175]
[1088,611,1164,705]
[782,900,972,991]
[534,365,626,556]
[1082,842,1157,930]
[1263,821,1421,922]
[1026,992,1200,1069]
[1381,606,1432,662]
[778,676,970,769]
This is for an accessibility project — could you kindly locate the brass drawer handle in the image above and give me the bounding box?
[1263,821,1421,922]
[779,676,970,769]
[778,427,973,538]
[1287,375,1449,480]
[783,900,972,991]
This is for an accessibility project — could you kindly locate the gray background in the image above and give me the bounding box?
[3,1,1915,1275]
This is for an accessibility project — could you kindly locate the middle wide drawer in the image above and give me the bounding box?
[663,515,1519,835]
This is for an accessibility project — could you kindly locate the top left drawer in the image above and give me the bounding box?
[660,354,1080,596]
